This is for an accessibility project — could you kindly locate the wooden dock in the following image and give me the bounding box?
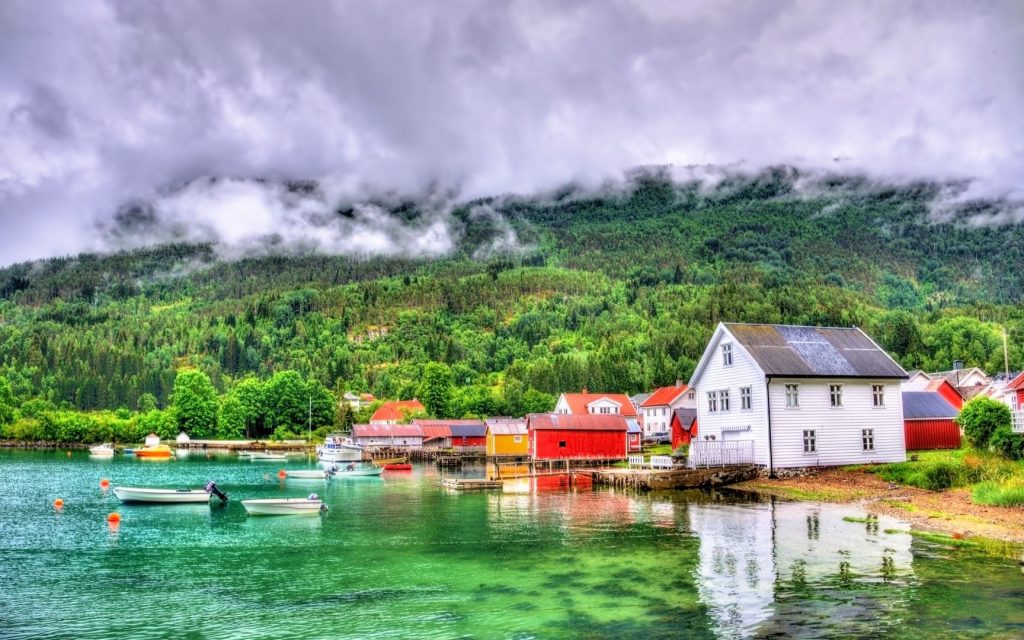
[441,478,504,490]
[592,466,759,491]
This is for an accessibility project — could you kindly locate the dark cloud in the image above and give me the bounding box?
[1,0,1022,264]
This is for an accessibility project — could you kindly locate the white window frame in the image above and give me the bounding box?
[740,387,752,411]
[829,384,843,408]
[513,435,523,444]
[707,391,718,413]
[720,389,730,412]
[803,429,816,453]
[862,428,874,452]
[785,384,800,408]
[872,384,885,408]
[722,342,734,366]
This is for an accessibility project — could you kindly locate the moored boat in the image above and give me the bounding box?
[249,451,288,461]
[89,443,115,456]
[113,487,211,504]
[135,444,173,458]
[317,434,364,464]
[284,469,330,479]
[242,497,326,515]
[383,463,413,471]
[329,462,384,477]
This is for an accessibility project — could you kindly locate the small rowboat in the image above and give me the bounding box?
[89,443,115,456]
[284,469,329,479]
[113,487,210,504]
[135,444,173,458]
[383,463,412,471]
[330,464,384,477]
[372,457,409,466]
[242,498,326,516]
[249,451,288,461]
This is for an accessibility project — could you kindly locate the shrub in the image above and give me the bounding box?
[957,397,1011,448]
[920,462,957,490]
[989,425,1024,460]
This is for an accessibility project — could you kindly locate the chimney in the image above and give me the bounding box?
[582,387,588,395]
[676,379,682,387]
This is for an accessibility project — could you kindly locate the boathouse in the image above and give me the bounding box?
[689,322,907,470]
[351,423,424,449]
[526,413,628,461]
[671,407,698,449]
[485,418,529,457]
[902,391,961,450]
[449,421,486,450]
[626,417,643,452]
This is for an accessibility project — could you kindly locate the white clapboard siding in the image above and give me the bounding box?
[767,379,905,468]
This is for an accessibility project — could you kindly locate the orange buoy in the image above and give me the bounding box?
[107,512,121,523]
[278,469,287,479]
[99,478,110,489]
[54,498,65,509]
[67,451,72,457]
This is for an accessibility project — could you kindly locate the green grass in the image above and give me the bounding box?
[870,448,1020,491]
[971,478,1024,507]
[882,528,980,548]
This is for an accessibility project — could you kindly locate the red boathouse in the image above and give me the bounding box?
[671,407,698,449]
[526,413,628,461]
[902,391,961,450]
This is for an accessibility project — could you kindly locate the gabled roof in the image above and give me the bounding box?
[485,418,527,436]
[641,385,689,408]
[902,392,958,420]
[559,393,638,417]
[719,323,907,379]
[449,422,486,437]
[527,414,628,431]
[352,423,424,437]
[672,407,698,430]
[928,368,990,386]
[1005,371,1024,391]
[370,400,425,423]
[625,417,642,434]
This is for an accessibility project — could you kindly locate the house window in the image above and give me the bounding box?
[513,436,523,443]
[829,384,843,408]
[740,387,752,410]
[862,429,874,451]
[722,343,733,366]
[662,408,666,416]
[558,441,567,448]
[707,391,718,413]
[872,385,885,407]
[720,390,730,412]
[803,429,816,453]
[688,390,695,400]
[785,384,799,408]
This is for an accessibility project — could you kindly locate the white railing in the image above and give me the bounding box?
[1013,410,1024,434]
[687,440,755,469]
[628,455,645,468]
[650,455,674,469]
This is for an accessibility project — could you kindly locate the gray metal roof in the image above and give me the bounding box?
[902,391,958,419]
[724,323,907,378]
[672,407,697,429]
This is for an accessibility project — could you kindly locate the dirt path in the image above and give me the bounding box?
[731,467,1024,544]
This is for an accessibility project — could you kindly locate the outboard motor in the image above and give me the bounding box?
[308,493,328,511]
[205,480,229,503]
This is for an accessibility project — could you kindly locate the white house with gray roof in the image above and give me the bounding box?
[688,323,908,472]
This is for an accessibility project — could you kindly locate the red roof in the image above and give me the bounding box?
[1006,372,1024,391]
[640,385,689,408]
[559,393,638,417]
[370,400,425,423]
[527,414,629,431]
[923,378,964,398]
[352,423,424,437]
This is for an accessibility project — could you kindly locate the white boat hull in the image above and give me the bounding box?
[285,470,329,479]
[89,444,115,456]
[328,464,384,477]
[113,487,211,504]
[242,498,325,515]
[249,453,288,461]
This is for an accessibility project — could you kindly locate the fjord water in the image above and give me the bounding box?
[1,451,1021,639]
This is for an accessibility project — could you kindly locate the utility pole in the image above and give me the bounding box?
[1004,327,1010,379]
[308,395,313,458]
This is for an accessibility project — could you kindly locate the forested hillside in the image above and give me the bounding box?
[1,167,1022,430]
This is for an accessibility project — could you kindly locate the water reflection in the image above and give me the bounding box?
[690,498,914,638]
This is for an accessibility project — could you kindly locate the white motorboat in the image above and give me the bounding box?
[89,443,115,456]
[329,463,384,477]
[242,497,326,515]
[249,451,288,461]
[113,481,228,504]
[284,469,330,479]
[317,434,364,464]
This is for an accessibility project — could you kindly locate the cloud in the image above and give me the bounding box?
[1,0,1022,264]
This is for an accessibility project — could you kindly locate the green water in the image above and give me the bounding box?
[1,450,1022,639]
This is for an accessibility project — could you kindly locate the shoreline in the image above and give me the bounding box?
[731,467,1024,546]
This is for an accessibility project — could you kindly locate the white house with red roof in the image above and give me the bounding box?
[639,381,695,437]
[370,399,425,425]
[553,390,638,418]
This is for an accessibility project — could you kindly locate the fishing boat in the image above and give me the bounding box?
[241,497,326,515]
[135,444,173,458]
[383,463,413,471]
[371,456,408,466]
[89,443,115,456]
[317,434,364,464]
[329,462,384,477]
[284,469,330,479]
[249,451,287,461]
[122,448,136,456]
[113,481,228,504]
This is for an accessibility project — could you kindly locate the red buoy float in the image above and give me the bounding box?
[99,478,110,489]
[278,469,287,478]
[54,498,65,509]
[107,512,121,523]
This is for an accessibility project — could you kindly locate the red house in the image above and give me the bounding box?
[670,408,698,449]
[526,413,628,461]
[922,378,965,410]
[903,391,960,450]
[1006,372,1024,409]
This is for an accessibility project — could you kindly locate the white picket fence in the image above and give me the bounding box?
[628,454,676,470]
[1013,410,1024,434]
[686,440,755,469]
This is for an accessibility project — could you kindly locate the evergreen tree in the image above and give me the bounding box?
[0,375,15,425]
[419,362,454,418]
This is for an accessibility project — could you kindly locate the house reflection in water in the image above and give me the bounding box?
[689,498,914,638]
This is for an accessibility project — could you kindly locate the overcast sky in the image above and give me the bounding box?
[1,0,1022,264]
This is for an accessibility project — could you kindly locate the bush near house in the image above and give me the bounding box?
[957,397,1011,448]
